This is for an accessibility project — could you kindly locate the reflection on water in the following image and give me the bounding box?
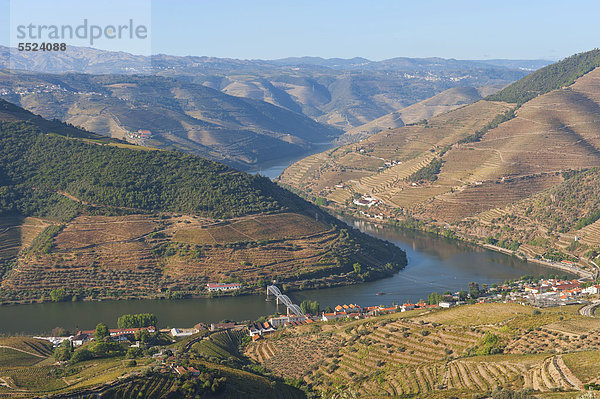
[0,217,564,335]
[249,142,334,180]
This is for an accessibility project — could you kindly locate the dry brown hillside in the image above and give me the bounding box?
[340,85,503,143]
[279,67,600,274]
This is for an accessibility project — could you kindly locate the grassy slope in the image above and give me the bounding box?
[340,86,492,142]
[0,334,305,399]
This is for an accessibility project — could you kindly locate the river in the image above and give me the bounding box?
[0,218,563,335]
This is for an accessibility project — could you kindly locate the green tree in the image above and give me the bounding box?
[70,348,93,363]
[95,322,109,341]
[117,313,158,328]
[353,262,362,274]
[50,288,70,302]
[300,300,320,315]
[428,292,441,305]
[468,282,480,299]
[126,347,143,358]
[53,339,72,361]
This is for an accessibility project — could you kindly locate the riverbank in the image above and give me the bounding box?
[0,222,564,335]
[482,243,593,279]
[330,206,592,280]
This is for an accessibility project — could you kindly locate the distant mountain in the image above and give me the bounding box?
[338,85,504,142]
[0,70,342,169]
[476,59,556,71]
[0,45,546,132]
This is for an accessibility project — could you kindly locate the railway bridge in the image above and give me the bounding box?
[266,285,304,316]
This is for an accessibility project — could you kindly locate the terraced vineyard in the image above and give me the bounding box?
[280,55,600,275]
[415,173,563,222]
[246,303,598,397]
[279,99,513,207]
[1,208,404,302]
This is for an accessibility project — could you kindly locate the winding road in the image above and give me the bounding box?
[580,300,600,317]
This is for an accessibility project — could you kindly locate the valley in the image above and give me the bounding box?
[0,102,406,305]
[0,45,542,170]
[279,50,600,279]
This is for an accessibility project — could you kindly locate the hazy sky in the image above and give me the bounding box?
[1,0,599,60]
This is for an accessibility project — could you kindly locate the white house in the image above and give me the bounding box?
[321,311,348,321]
[353,196,379,207]
[439,302,454,308]
[583,285,600,295]
[248,322,276,337]
[170,328,199,337]
[269,315,307,327]
[206,283,242,292]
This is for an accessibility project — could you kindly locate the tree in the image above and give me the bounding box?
[70,349,93,363]
[126,347,143,358]
[428,292,441,305]
[117,313,158,329]
[353,263,362,274]
[468,282,480,299]
[135,329,152,344]
[95,322,109,341]
[300,300,320,315]
[54,340,72,361]
[50,288,70,302]
[458,290,468,301]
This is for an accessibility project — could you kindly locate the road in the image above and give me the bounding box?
[580,300,600,317]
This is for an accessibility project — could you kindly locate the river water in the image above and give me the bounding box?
[0,218,562,335]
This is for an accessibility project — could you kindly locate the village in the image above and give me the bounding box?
[33,277,597,352]
[0,273,588,398]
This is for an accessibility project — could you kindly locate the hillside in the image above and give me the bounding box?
[339,86,503,143]
[246,302,599,398]
[0,105,406,303]
[279,49,600,275]
[488,49,600,103]
[0,70,342,170]
[0,329,306,398]
[0,45,539,134]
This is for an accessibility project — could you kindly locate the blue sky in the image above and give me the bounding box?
[1,0,599,60]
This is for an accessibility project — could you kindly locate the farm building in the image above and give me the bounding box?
[269,315,307,327]
[248,322,275,336]
[206,282,242,292]
[170,327,199,337]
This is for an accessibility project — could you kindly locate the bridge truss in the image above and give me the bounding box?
[266,285,304,316]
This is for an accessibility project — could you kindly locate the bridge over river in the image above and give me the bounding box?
[266,285,304,316]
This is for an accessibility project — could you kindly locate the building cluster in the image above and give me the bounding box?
[69,326,156,347]
[125,129,153,144]
[519,279,591,306]
[352,195,379,207]
[321,302,441,321]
